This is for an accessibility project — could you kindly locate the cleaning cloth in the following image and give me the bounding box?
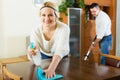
[36,67,63,80]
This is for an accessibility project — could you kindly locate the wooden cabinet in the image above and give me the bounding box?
[60,8,83,58]
[84,0,112,6]
[68,8,83,58]
[60,12,68,24]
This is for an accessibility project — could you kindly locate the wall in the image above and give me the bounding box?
[0,0,40,58]
[44,0,62,5]
[116,0,120,56]
[0,0,4,58]
[0,0,62,58]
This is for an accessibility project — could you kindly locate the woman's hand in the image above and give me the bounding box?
[44,55,61,78]
[44,68,56,78]
[27,45,38,57]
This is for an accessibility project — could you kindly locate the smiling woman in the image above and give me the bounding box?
[27,1,70,79]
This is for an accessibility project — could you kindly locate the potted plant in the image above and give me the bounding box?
[58,0,87,21]
[59,0,85,15]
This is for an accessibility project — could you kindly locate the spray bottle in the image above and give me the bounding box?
[30,42,41,66]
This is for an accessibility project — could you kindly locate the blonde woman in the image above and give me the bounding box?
[27,1,70,79]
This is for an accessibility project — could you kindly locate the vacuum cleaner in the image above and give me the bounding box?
[84,36,96,61]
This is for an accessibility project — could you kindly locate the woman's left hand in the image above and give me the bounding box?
[44,69,56,78]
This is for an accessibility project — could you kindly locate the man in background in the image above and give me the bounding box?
[89,3,112,64]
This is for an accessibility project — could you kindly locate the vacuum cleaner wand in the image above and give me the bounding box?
[84,36,97,61]
[84,48,91,61]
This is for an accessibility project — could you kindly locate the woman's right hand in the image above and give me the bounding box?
[27,45,38,57]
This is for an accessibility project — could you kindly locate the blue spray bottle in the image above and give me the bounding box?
[30,42,41,66]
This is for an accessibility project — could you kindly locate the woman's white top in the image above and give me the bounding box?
[27,21,70,65]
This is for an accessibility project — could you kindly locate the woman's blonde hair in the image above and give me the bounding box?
[39,1,59,18]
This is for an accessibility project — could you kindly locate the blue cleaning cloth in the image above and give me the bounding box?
[36,67,63,80]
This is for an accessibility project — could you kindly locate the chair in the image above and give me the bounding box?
[99,53,120,68]
[0,55,29,80]
[100,53,120,80]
